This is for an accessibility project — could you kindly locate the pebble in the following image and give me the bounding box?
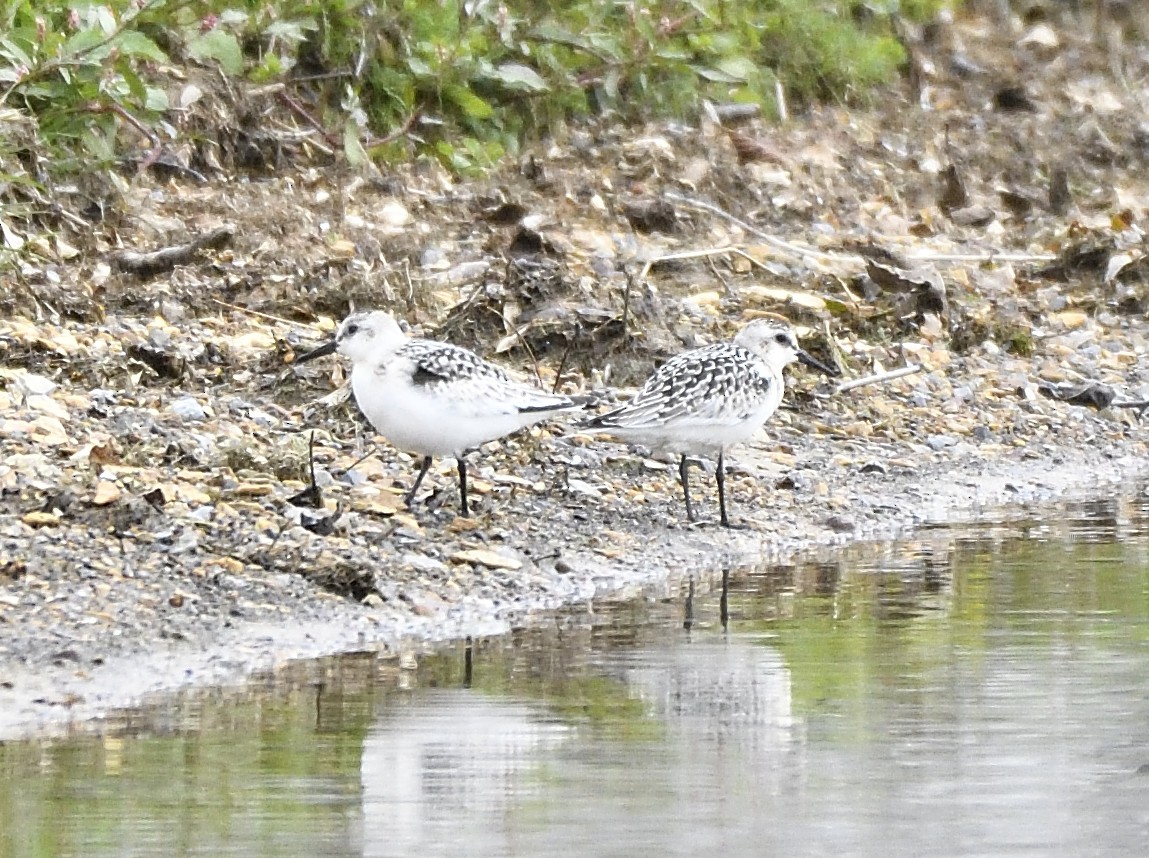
[926,434,958,451]
[13,373,56,397]
[402,553,449,575]
[169,396,207,422]
[450,549,523,571]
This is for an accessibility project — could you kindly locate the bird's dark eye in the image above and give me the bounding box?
[345,323,359,337]
[774,333,789,345]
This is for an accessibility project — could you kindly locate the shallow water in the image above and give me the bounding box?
[4,499,1149,857]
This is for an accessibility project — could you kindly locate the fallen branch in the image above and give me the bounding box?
[835,364,922,394]
[664,191,1059,269]
[638,245,770,279]
[904,251,1058,263]
[1110,400,1149,410]
[111,225,235,277]
[210,298,320,330]
[664,191,862,267]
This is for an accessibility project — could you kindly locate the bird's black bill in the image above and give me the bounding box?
[797,350,839,376]
[293,339,338,364]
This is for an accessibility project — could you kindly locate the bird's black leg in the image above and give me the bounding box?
[457,456,469,517]
[679,454,696,523]
[405,455,433,509]
[716,452,750,530]
[716,451,731,528]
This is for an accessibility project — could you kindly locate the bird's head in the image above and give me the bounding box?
[293,311,405,365]
[734,317,837,375]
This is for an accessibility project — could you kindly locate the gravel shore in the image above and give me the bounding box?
[2,345,1145,739]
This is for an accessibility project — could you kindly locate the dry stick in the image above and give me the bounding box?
[362,108,422,148]
[209,298,320,330]
[89,101,165,171]
[707,252,731,295]
[336,443,382,478]
[552,333,575,395]
[664,192,859,266]
[112,225,235,277]
[638,246,770,279]
[904,251,1058,263]
[665,192,1059,267]
[278,90,341,148]
[620,268,634,334]
[835,364,923,395]
[1110,400,1149,410]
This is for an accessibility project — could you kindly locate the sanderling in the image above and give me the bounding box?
[582,317,837,528]
[294,310,580,517]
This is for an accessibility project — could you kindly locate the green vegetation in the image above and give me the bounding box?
[0,0,931,196]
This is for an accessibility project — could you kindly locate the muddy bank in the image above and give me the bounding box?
[1,427,1145,739]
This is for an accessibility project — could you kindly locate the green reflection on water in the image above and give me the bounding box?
[2,508,1149,857]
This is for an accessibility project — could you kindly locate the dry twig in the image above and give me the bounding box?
[112,225,235,277]
[835,364,923,394]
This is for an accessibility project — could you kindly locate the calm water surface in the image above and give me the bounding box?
[4,499,1149,857]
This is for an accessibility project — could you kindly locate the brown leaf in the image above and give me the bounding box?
[726,130,789,166]
[938,164,969,213]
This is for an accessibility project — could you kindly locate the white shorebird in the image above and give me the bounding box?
[294,310,579,517]
[582,317,836,528]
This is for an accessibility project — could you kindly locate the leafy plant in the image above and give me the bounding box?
[0,0,939,241]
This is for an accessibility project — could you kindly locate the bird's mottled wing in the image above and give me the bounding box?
[591,343,772,428]
[391,339,573,415]
[398,340,511,386]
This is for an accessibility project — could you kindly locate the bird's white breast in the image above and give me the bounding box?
[351,361,555,457]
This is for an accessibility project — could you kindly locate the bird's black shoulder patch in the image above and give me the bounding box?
[410,364,449,386]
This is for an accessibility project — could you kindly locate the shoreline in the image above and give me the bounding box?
[2,436,1144,741]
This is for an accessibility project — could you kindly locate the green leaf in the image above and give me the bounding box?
[695,66,743,84]
[485,62,548,93]
[343,120,368,167]
[715,56,758,81]
[187,30,243,75]
[405,56,433,78]
[219,10,249,27]
[0,36,33,67]
[112,31,168,63]
[120,67,146,104]
[59,27,106,59]
[145,86,169,111]
[443,84,492,120]
[266,19,317,43]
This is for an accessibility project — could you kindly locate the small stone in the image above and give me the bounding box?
[825,514,856,533]
[23,395,68,420]
[169,396,206,422]
[328,238,356,259]
[379,200,410,229]
[449,549,523,571]
[566,478,603,498]
[232,483,274,497]
[29,416,70,446]
[21,511,60,527]
[926,434,958,451]
[13,373,56,397]
[401,553,449,574]
[92,481,121,506]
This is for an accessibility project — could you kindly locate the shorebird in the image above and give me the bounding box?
[294,310,580,517]
[582,317,836,528]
